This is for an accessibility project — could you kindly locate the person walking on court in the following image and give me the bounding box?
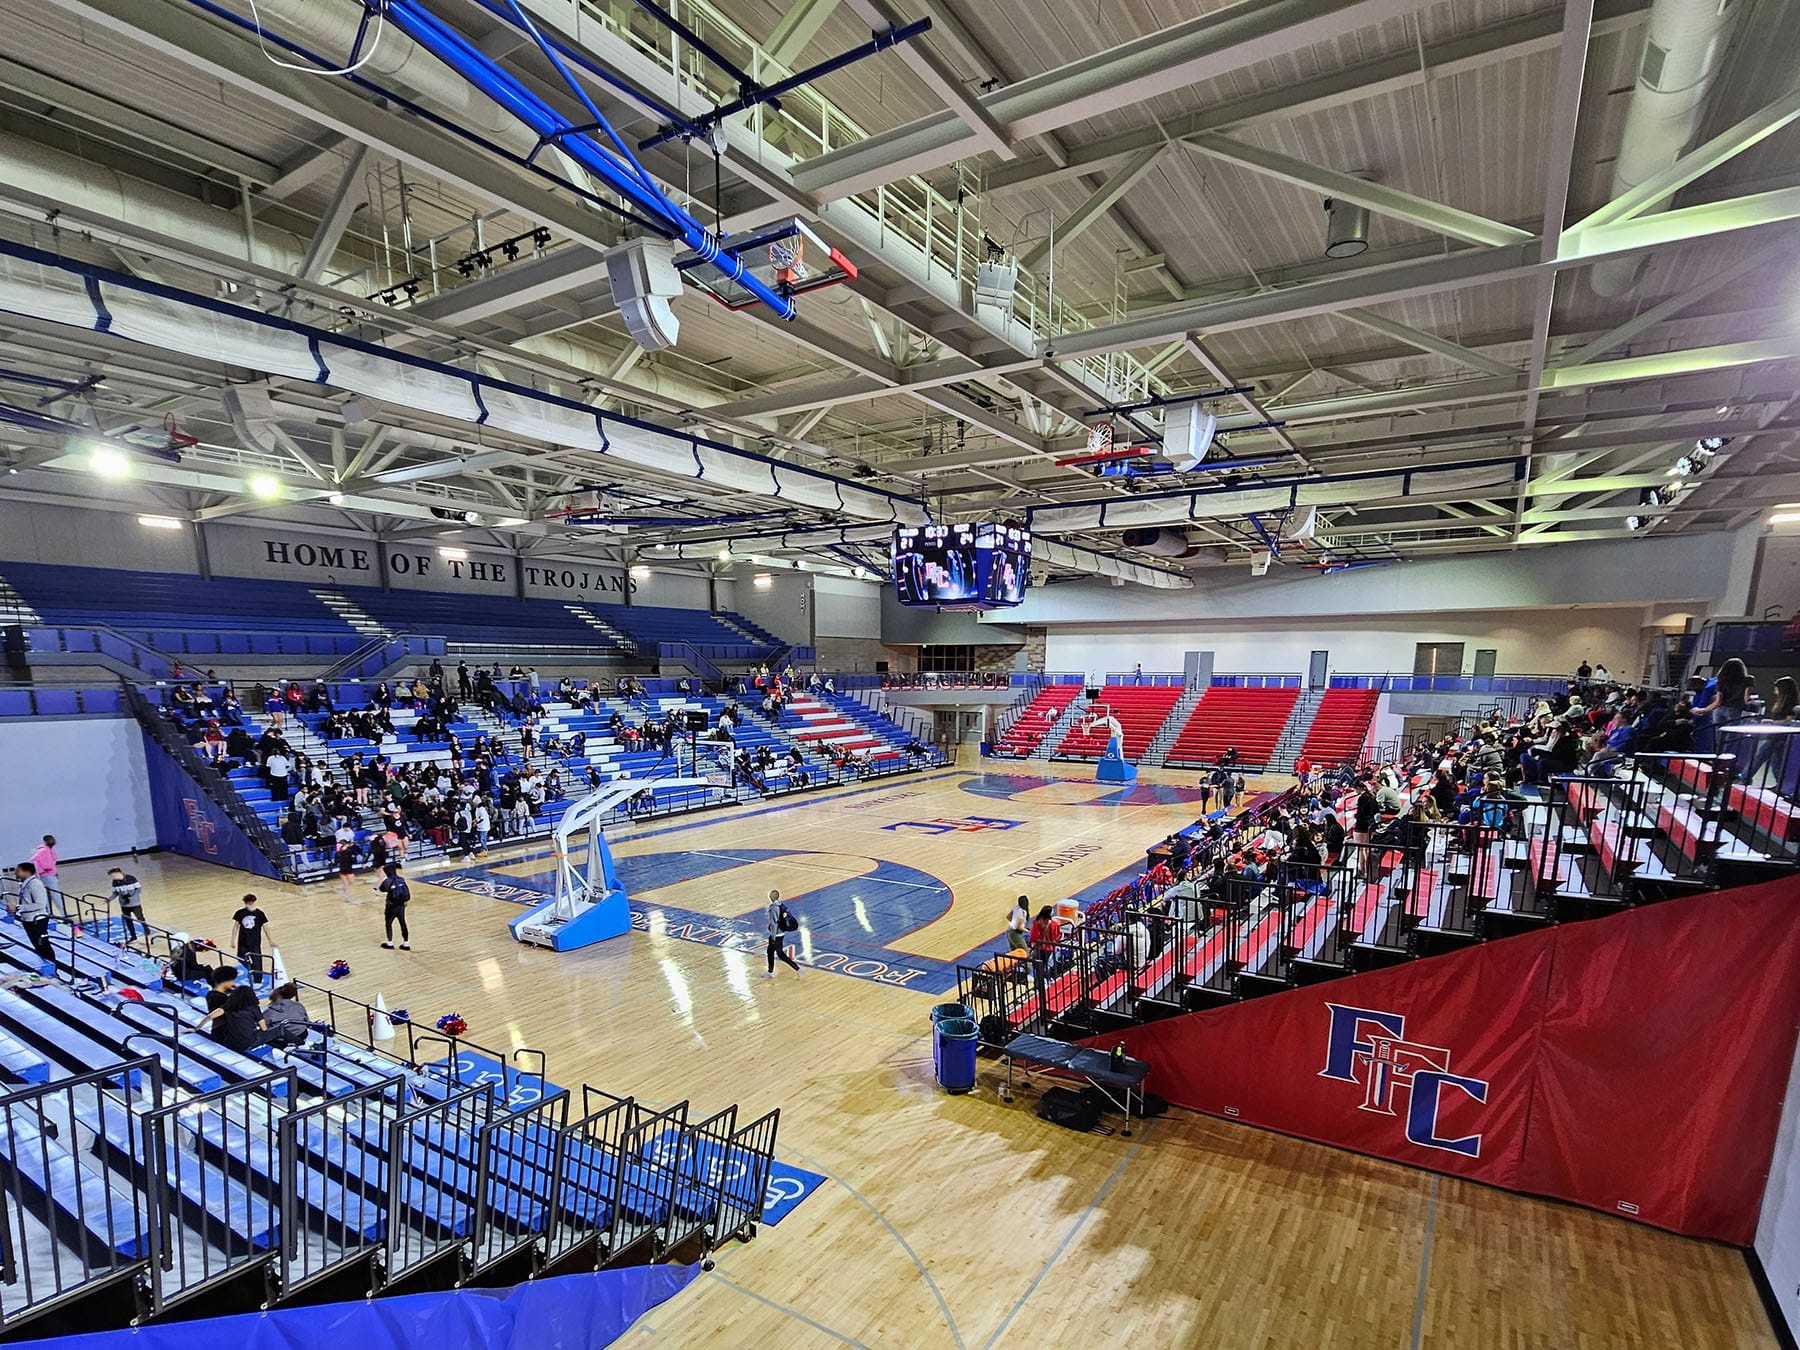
[378,862,412,950]
[8,861,53,963]
[231,893,273,977]
[108,867,147,943]
[765,888,801,978]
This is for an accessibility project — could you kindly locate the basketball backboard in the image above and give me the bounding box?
[677,218,857,312]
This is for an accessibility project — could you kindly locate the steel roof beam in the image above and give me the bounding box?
[840,0,1014,160]
[1338,310,1519,378]
[791,0,1439,200]
[1017,145,1167,271]
[1185,134,1534,248]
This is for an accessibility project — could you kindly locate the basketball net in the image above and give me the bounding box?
[770,236,807,287]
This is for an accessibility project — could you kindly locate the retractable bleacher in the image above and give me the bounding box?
[0,910,780,1337]
[1298,689,1379,769]
[993,686,1080,758]
[0,562,354,637]
[1163,686,1300,769]
[1053,685,1182,760]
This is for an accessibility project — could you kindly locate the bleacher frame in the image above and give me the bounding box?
[0,908,783,1337]
[957,750,1783,1044]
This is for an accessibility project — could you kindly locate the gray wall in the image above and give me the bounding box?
[0,717,155,862]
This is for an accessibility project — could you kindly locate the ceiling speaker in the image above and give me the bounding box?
[606,239,684,351]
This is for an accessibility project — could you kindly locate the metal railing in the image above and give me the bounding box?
[122,681,291,879]
[0,1060,157,1333]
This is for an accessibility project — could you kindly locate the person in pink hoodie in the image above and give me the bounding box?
[30,835,61,918]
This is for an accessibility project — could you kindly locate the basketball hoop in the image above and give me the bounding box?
[1086,422,1114,456]
[769,236,807,290]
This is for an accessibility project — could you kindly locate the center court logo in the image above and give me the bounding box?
[881,815,1024,834]
[1319,1003,1491,1158]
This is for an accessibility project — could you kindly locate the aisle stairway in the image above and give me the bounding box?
[311,588,387,638]
[562,604,638,656]
[1142,686,1204,767]
[1266,690,1324,771]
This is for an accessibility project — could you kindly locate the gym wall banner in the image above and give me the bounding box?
[1096,876,1800,1245]
[142,731,279,880]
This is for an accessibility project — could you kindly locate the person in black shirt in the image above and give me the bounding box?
[209,983,305,1054]
[231,894,274,977]
[378,862,412,950]
[202,966,239,1019]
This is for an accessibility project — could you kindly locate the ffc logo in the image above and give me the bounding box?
[1319,1003,1490,1158]
[182,798,219,855]
[882,816,1025,835]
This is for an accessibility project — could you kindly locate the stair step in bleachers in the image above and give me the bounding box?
[994,686,1080,757]
[1053,685,1184,760]
[1163,686,1301,769]
[1298,689,1380,770]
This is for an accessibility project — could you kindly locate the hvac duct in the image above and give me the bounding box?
[1120,527,1215,560]
[1589,0,1737,296]
[249,0,599,197]
[0,125,744,425]
[0,131,311,272]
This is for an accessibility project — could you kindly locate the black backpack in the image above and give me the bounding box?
[778,903,799,933]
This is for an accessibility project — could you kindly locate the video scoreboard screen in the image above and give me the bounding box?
[892,522,1031,610]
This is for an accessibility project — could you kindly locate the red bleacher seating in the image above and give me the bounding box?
[1299,689,1379,769]
[1054,685,1183,759]
[1164,686,1300,768]
[994,686,1080,757]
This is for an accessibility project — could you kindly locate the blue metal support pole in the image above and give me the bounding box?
[377,0,798,319]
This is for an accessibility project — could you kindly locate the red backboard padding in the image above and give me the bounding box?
[1091,876,1800,1243]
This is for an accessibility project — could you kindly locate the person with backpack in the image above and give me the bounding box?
[765,888,801,978]
[378,863,412,951]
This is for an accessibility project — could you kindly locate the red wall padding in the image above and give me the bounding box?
[1094,876,1800,1243]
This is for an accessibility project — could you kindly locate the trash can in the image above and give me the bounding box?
[930,1002,970,1025]
[934,1016,978,1094]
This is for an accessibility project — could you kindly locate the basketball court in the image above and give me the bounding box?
[46,753,1773,1349]
[0,0,1795,1344]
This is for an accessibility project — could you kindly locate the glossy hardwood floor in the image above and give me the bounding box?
[58,752,1776,1348]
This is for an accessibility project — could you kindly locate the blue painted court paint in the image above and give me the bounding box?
[759,1161,828,1226]
[637,1131,827,1228]
[432,853,964,994]
[423,1051,557,1110]
[960,772,1216,807]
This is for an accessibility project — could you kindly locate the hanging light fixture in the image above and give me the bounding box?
[1323,197,1369,258]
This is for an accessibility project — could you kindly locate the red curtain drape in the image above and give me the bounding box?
[1096,876,1800,1243]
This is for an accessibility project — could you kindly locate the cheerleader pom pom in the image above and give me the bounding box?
[436,1012,467,1038]
[390,1008,410,1024]
[327,959,351,980]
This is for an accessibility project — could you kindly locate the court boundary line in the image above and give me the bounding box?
[701,1267,872,1348]
[783,1143,968,1350]
[1410,1174,1440,1350]
[980,1127,1152,1348]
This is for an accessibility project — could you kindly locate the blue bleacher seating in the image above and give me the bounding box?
[0,562,356,636]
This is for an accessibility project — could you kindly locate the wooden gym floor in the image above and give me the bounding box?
[64,751,1775,1348]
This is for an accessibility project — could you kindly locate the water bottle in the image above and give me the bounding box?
[1110,1043,1125,1072]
